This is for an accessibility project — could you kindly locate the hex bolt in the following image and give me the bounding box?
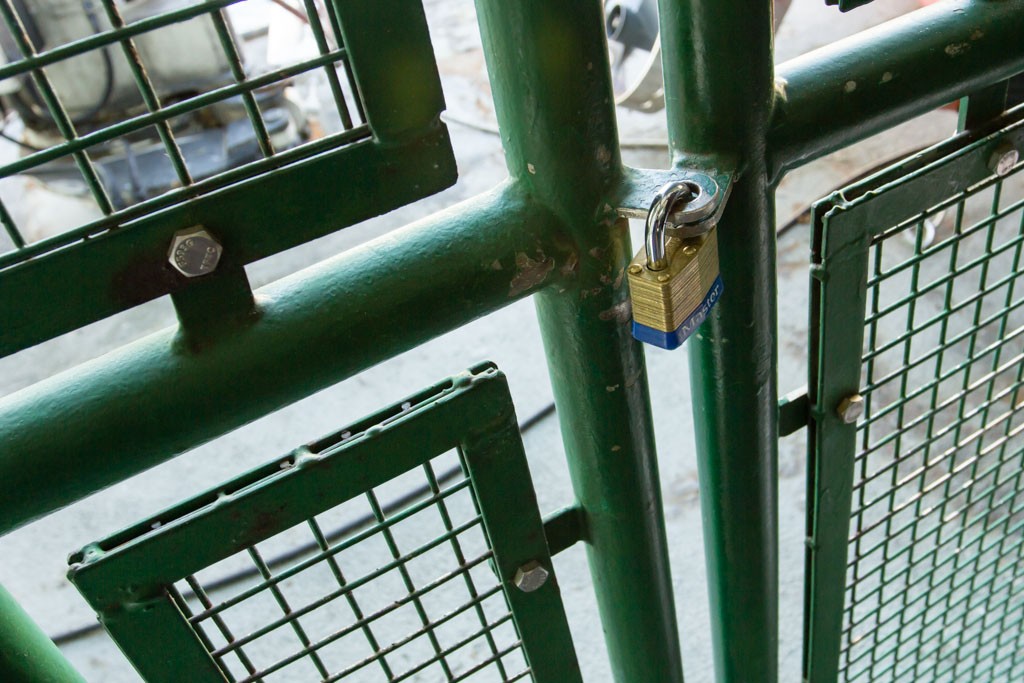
[513,560,549,593]
[837,394,865,425]
[168,226,223,278]
[989,142,1019,178]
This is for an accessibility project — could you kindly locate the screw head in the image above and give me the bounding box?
[989,143,1019,177]
[629,264,643,275]
[837,394,865,424]
[657,273,670,283]
[168,226,222,278]
[513,560,549,593]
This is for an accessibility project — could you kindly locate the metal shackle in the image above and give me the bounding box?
[644,180,700,271]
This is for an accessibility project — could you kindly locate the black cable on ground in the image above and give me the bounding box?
[0,128,44,152]
[76,0,116,127]
[9,0,116,130]
[50,401,558,646]
[0,2,116,153]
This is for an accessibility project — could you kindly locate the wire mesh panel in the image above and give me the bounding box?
[0,0,364,222]
[171,455,530,683]
[804,110,1024,683]
[0,0,456,357]
[68,363,581,683]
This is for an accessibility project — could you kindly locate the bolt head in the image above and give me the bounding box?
[837,394,865,424]
[989,144,1019,177]
[168,226,222,278]
[513,560,549,593]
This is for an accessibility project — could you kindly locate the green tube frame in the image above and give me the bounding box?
[0,583,87,683]
[0,1,1023,681]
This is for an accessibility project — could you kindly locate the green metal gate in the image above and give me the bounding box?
[68,364,580,682]
[0,0,1023,682]
[805,107,1024,682]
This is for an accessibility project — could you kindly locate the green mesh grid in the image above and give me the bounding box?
[837,155,1024,680]
[803,114,1024,683]
[0,0,366,264]
[0,0,456,357]
[68,365,581,683]
[170,450,532,683]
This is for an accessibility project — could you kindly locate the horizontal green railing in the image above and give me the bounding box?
[0,1,1022,682]
[3,1,1020,535]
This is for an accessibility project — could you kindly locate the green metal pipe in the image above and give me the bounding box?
[0,583,86,683]
[770,0,1024,178]
[474,0,684,680]
[660,0,779,681]
[473,0,621,216]
[0,187,567,535]
[534,259,686,683]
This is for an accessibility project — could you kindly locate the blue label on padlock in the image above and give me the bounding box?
[631,276,723,350]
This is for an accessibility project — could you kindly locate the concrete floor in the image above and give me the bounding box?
[0,0,968,681]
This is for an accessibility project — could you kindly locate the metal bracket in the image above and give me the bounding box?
[613,164,735,232]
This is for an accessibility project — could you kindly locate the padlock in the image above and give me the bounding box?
[627,180,723,350]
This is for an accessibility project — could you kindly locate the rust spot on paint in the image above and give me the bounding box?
[624,367,644,389]
[509,251,555,297]
[560,251,579,277]
[613,267,626,289]
[945,42,970,57]
[598,299,632,323]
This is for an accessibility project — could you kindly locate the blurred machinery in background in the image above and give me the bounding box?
[0,0,308,208]
[604,0,664,111]
[604,0,790,112]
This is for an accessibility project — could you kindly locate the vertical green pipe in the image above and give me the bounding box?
[660,1,779,681]
[473,1,684,681]
[0,583,86,683]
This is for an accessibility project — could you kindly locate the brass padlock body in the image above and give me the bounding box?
[627,227,723,350]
